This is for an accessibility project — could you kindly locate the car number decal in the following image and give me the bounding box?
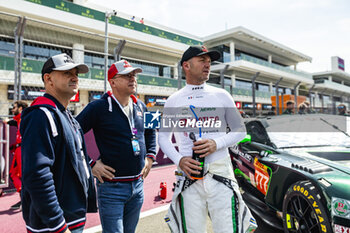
[254,158,269,195]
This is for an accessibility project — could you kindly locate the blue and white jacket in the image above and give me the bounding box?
[20,94,97,233]
[76,91,157,182]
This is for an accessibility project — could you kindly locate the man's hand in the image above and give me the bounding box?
[64,228,71,233]
[92,159,115,183]
[192,139,217,157]
[179,156,202,180]
[141,157,153,179]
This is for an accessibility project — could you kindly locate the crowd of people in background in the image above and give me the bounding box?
[130,15,144,24]
[239,100,349,118]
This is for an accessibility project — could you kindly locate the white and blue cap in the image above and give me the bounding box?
[41,53,89,80]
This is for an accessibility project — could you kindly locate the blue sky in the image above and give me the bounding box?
[89,0,350,73]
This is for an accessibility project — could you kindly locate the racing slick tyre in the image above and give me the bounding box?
[282,181,332,233]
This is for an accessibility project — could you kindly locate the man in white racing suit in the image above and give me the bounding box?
[158,46,257,233]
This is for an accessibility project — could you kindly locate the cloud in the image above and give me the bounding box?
[337,18,350,33]
[287,0,332,9]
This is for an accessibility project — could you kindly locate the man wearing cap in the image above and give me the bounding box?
[283,100,295,114]
[20,53,97,233]
[76,60,156,233]
[158,46,256,232]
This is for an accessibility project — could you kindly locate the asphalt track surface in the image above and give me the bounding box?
[135,209,284,233]
[0,163,284,233]
[86,207,284,233]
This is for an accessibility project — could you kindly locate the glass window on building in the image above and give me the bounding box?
[23,42,71,61]
[108,57,115,67]
[223,52,231,63]
[272,87,285,94]
[163,66,172,78]
[333,96,341,102]
[0,38,15,57]
[126,59,173,78]
[84,52,111,69]
[236,79,252,89]
[137,62,158,76]
[323,95,330,102]
[84,54,92,67]
[8,85,45,100]
[223,77,232,86]
[257,83,269,92]
[92,56,104,69]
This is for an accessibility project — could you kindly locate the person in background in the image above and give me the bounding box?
[20,53,97,233]
[283,100,295,114]
[140,17,144,24]
[298,103,306,114]
[76,60,156,233]
[303,101,315,113]
[7,100,28,210]
[131,16,135,21]
[337,103,349,116]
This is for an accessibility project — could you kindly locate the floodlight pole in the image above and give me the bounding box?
[294,81,301,114]
[320,89,326,113]
[331,91,337,115]
[177,63,182,89]
[220,65,229,89]
[275,77,283,115]
[251,72,260,117]
[308,84,315,107]
[14,16,26,101]
[104,11,116,93]
[113,40,126,62]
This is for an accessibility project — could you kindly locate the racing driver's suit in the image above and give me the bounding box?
[158,83,257,233]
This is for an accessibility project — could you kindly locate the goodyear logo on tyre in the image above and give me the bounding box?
[293,184,328,232]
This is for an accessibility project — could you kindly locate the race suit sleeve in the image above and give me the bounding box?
[21,109,67,230]
[158,100,183,166]
[213,92,246,150]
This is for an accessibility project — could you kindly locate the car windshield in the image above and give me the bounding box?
[265,114,350,148]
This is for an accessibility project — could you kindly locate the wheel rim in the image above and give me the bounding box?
[285,194,321,233]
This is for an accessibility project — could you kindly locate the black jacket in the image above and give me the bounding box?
[20,94,97,233]
[76,91,156,181]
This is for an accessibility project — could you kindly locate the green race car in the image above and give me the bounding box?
[230,114,350,233]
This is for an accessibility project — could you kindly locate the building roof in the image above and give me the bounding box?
[313,70,350,80]
[203,26,312,66]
